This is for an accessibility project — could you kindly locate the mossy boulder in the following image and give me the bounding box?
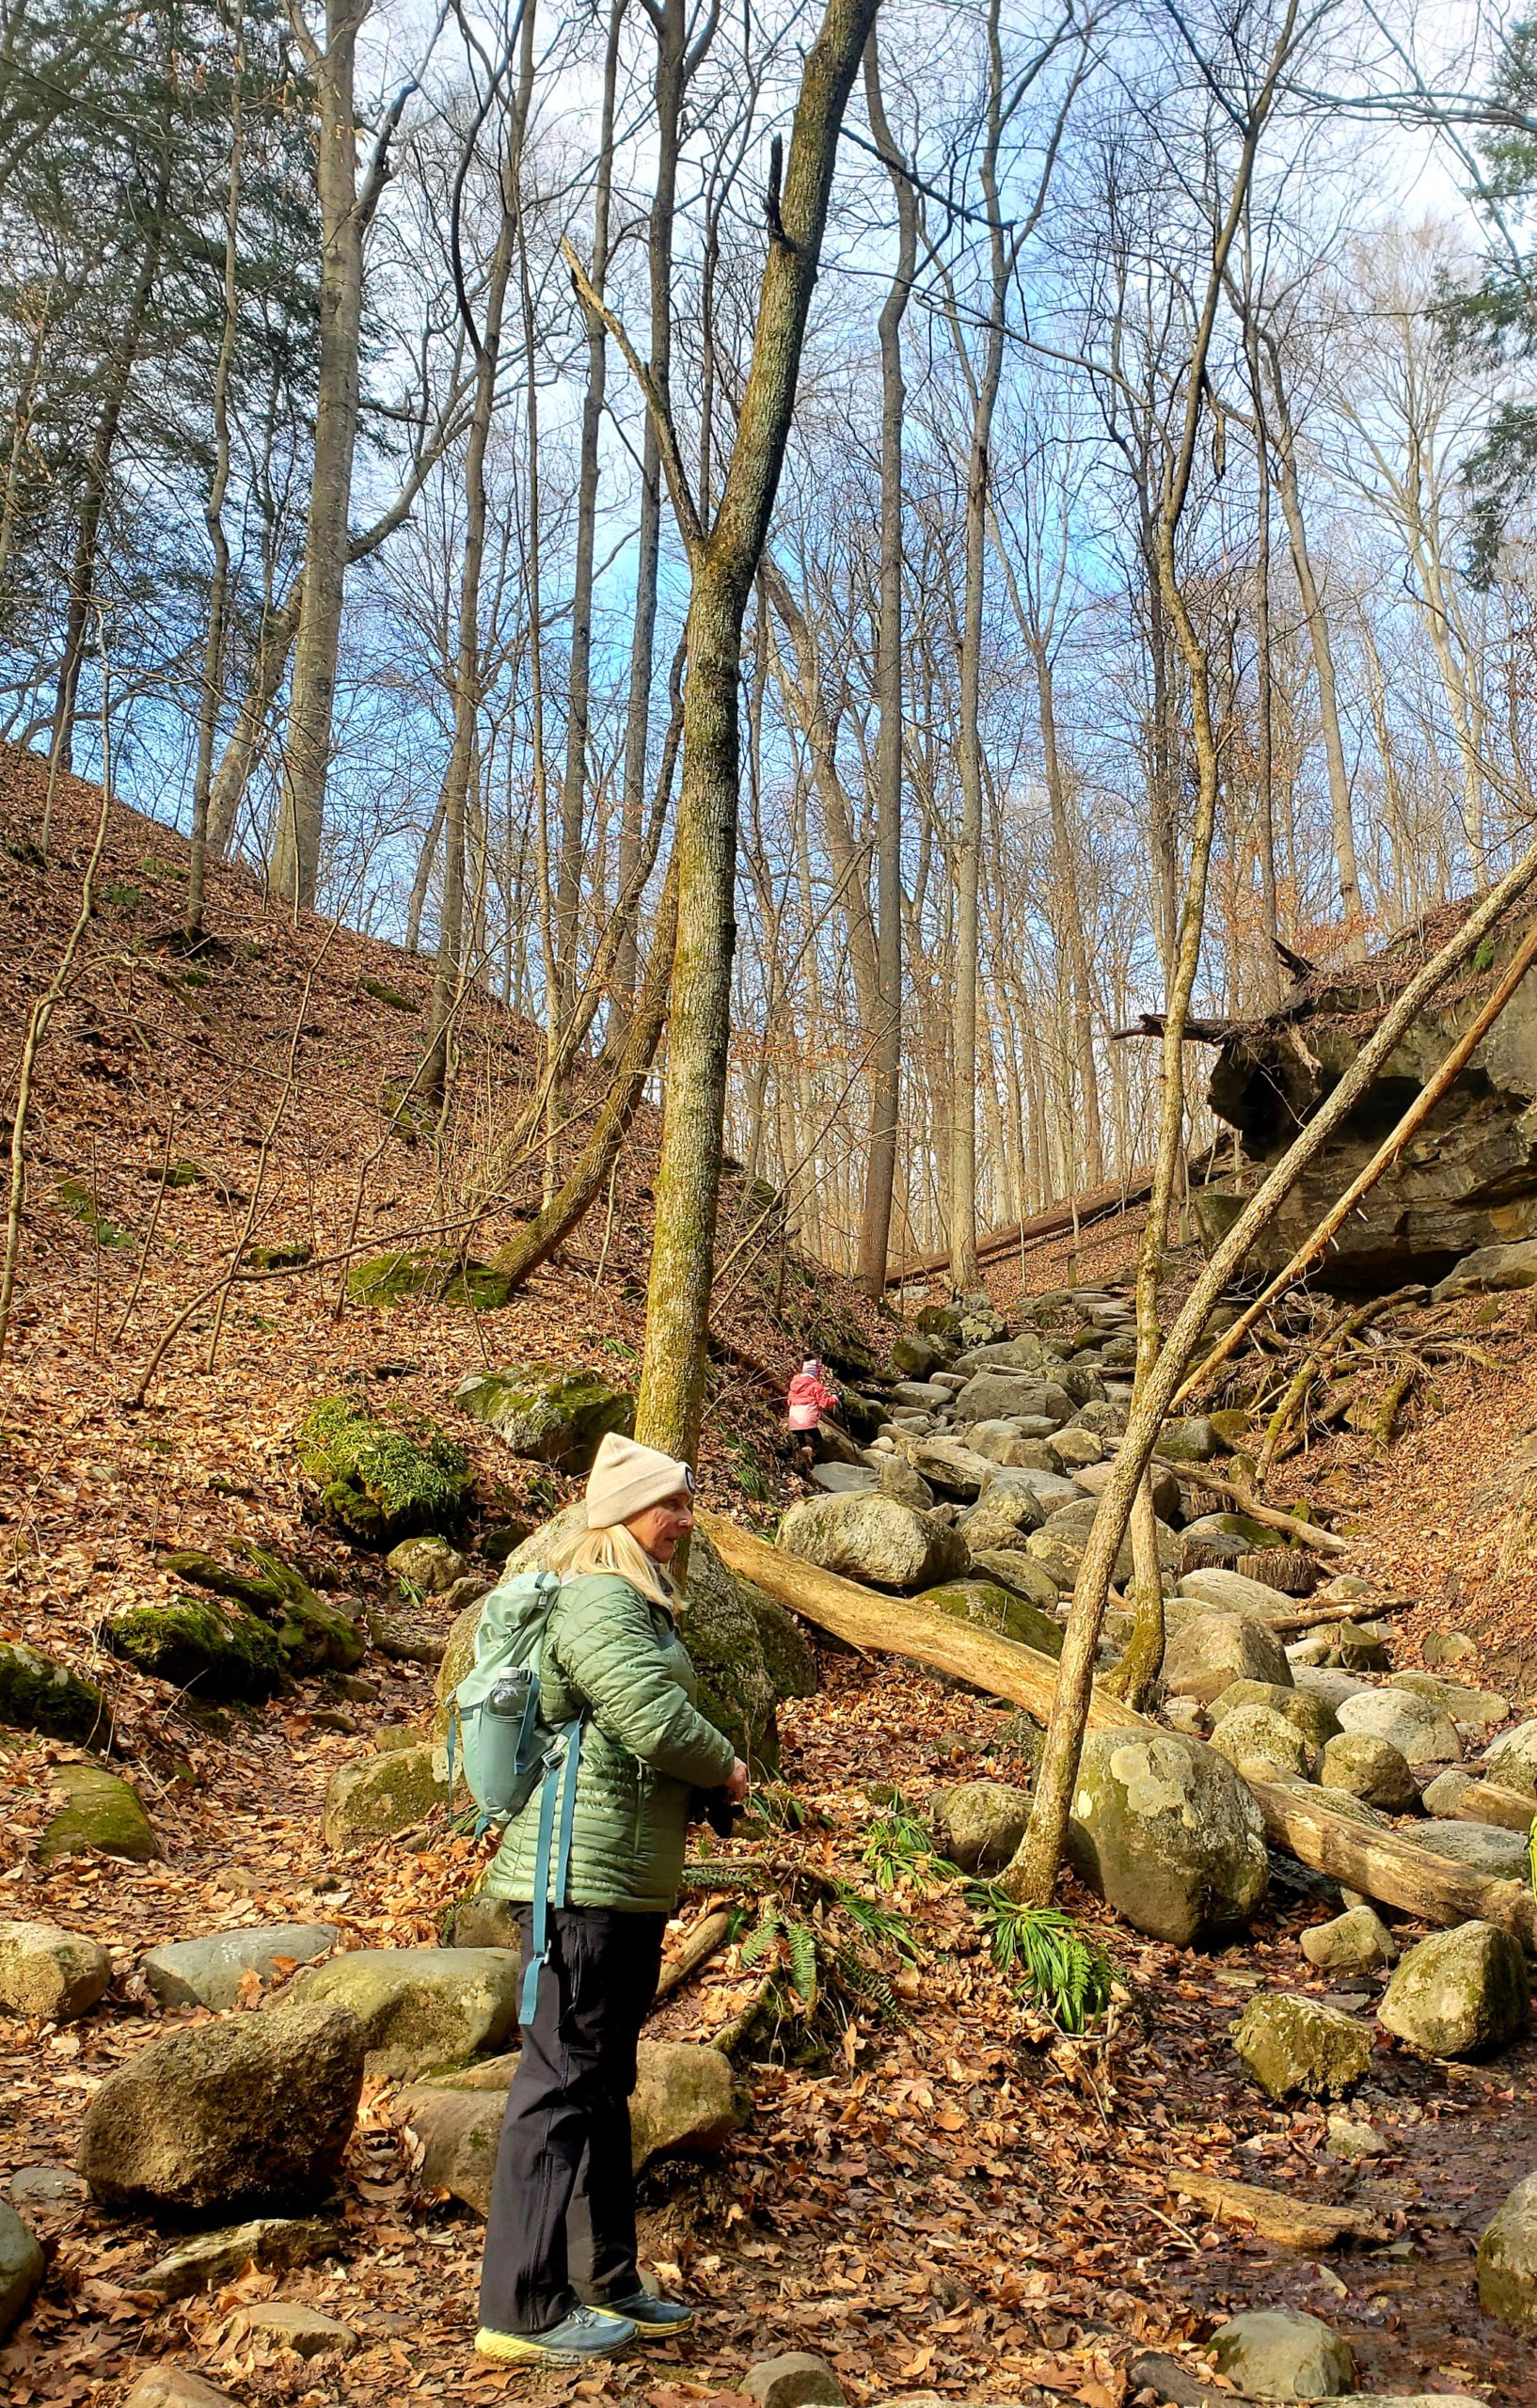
[347,1251,511,1311]
[324,1744,448,1849]
[290,1947,520,2079]
[296,1397,473,1545]
[434,1505,807,1769]
[243,1240,311,1271]
[1231,1993,1373,2099]
[37,1764,161,1864]
[1378,1921,1530,2059]
[1068,1730,1267,1945]
[107,1595,285,1701]
[157,1546,364,1673]
[453,1364,634,1473]
[0,1641,107,1745]
[1479,2171,1537,2334]
[917,1577,1064,1659]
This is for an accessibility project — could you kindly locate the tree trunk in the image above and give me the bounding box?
[855,30,915,1298]
[630,0,882,1459]
[421,3,531,1108]
[611,0,690,1022]
[185,12,245,945]
[554,0,622,1033]
[1261,331,1364,958]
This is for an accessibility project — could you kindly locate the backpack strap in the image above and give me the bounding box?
[517,1716,585,2028]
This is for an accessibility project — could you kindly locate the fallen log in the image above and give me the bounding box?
[702,1513,1537,1949]
[653,1909,733,2003]
[1165,2168,1387,2249]
[1177,1469,1351,1556]
[1450,1781,1537,1837]
[1266,1596,1413,1637]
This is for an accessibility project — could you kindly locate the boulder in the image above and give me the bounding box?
[888,1433,1001,1497]
[1164,1613,1292,1705]
[952,1336,1055,1375]
[123,2373,240,2408]
[1378,1921,1530,2058]
[1389,1669,1508,1729]
[0,1922,110,2020]
[1423,1767,1477,1815]
[889,1332,947,1380]
[1336,1688,1462,1764]
[957,1484,1045,1551]
[1210,1703,1318,1781]
[290,1947,520,2078]
[1406,1819,1530,1878]
[777,1494,967,1592]
[1320,1731,1418,1813]
[917,1578,1063,1657]
[1326,2111,1388,2160]
[77,1995,364,2210]
[0,2202,42,2338]
[226,2302,357,2358]
[993,1465,1082,1513]
[1434,1238,1537,1299]
[1070,1400,1127,1437]
[1291,1665,1374,1713]
[809,1464,877,1496]
[1072,1458,1180,1519]
[1478,2170,1537,2334]
[453,1363,634,1472]
[1482,1718,1537,1798]
[8,2168,84,2209]
[928,1781,1032,1872]
[324,1744,447,1849]
[1231,1994,1373,2099]
[1178,1566,1297,1624]
[106,1593,285,1702]
[1301,1907,1397,1973]
[296,1395,474,1544]
[966,1549,1063,1611]
[889,1380,953,1409]
[1055,1362,1109,1407]
[396,2038,737,2210]
[1028,1497,1180,1590]
[1211,1681,1339,1748]
[1423,1629,1479,1666]
[1208,2308,1354,2401]
[37,1763,160,1864]
[873,1456,935,1511]
[386,1535,466,1593]
[140,2216,339,2300]
[1152,1417,1219,1465]
[443,1891,521,1949]
[742,2355,846,2408]
[1047,1426,1102,1469]
[1067,1730,1268,1945]
[952,1373,1075,1426]
[0,1640,106,1746]
[154,1545,364,1674]
[142,1925,337,2012]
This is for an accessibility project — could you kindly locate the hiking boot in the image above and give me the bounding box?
[594,2291,694,2337]
[474,2307,638,2364]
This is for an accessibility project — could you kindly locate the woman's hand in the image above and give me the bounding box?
[725,1757,750,1804]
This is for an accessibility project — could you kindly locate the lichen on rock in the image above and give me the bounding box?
[453,1363,634,1472]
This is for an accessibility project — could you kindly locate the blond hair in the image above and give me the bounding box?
[545,1518,677,1612]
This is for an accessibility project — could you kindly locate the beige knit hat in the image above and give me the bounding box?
[585,1431,694,1529]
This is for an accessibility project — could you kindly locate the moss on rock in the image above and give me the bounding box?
[157,1545,364,1673]
[454,1364,635,1473]
[107,1595,285,1701]
[347,1251,511,1311]
[0,1640,108,1745]
[917,1576,1065,1659]
[37,1764,161,1863]
[297,1397,472,1545]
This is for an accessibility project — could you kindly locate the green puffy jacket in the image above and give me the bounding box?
[484,1571,737,1914]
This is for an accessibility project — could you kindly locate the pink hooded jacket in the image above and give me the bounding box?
[787,1360,839,1431]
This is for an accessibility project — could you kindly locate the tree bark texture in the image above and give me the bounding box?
[633,0,882,1460]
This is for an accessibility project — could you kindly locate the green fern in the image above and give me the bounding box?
[970,1889,1112,2036]
[738,1907,783,1967]
[864,1802,961,1895]
[837,1884,924,1964]
[787,1919,819,2011]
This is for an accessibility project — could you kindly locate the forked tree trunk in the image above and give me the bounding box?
[621,0,882,1459]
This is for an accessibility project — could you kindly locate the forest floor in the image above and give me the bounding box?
[4,752,1537,2408]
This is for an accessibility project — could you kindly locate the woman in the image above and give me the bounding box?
[474,1432,750,2368]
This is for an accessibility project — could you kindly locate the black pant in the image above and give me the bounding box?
[478,1905,667,2337]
